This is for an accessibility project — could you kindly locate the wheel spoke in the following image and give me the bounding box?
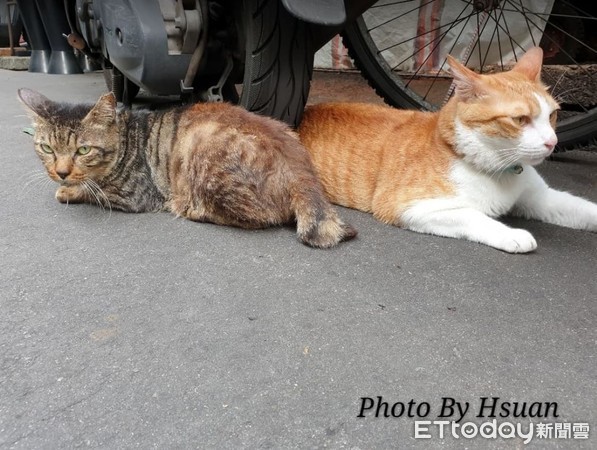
[516,0,537,46]
[388,13,474,71]
[461,9,493,73]
[376,13,465,53]
[368,0,437,33]
[370,0,420,8]
[556,0,597,21]
[430,8,480,104]
[367,8,474,56]
[505,0,597,61]
[499,10,597,57]
[492,4,505,71]
[412,4,479,99]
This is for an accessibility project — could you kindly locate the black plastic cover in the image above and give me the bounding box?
[281,0,346,26]
[97,0,192,95]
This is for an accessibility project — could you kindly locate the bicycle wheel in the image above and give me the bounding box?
[342,0,597,149]
[238,0,314,128]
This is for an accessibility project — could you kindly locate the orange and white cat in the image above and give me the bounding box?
[299,47,597,253]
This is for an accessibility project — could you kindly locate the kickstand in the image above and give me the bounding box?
[207,55,234,102]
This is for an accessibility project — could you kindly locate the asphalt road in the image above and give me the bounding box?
[1,70,596,449]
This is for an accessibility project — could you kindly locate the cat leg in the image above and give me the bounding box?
[185,204,261,228]
[183,202,209,223]
[291,182,357,248]
[170,195,213,223]
[401,199,537,253]
[170,194,260,229]
[55,185,88,204]
[513,168,597,231]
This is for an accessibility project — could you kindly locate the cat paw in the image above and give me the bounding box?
[495,228,537,253]
[55,185,84,204]
[299,218,357,248]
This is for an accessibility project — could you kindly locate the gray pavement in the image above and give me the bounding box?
[1,70,596,449]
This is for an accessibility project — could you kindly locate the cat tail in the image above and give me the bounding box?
[291,182,357,248]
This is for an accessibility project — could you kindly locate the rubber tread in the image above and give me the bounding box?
[240,0,313,128]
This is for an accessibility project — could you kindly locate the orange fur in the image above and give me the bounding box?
[299,102,456,223]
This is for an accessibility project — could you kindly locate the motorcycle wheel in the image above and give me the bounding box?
[342,1,597,150]
[238,0,313,128]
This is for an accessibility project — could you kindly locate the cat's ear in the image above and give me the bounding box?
[512,47,543,82]
[446,55,484,100]
[83,92,117,125]
[17,88,53,119]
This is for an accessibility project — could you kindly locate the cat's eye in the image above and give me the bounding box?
[76,146,92,155]
[40,143,53,154]
[512,115,530,126]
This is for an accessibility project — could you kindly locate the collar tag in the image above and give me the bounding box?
[505,164,523,175]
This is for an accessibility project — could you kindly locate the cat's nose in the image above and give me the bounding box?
[544,135,558,151]
[56,170,70,180]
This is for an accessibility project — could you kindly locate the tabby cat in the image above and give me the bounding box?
[299,47,597,253]
[18,89,356,248]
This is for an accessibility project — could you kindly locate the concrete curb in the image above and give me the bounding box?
[0,56,30,71]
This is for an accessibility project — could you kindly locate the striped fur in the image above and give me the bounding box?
[18,89,356,248]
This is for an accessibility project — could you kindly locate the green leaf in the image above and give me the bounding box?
[22,127,35,137]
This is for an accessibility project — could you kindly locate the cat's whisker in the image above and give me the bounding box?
[496,151,522,164]
[496,157,521,175]
[494,147,521,154]
[487,153,523,180]
[88,180,112,213]
[61,193,72,210]
[23,170,49,186]
[553,86,581,98]
[83,181,103,209]
[82,180,104,212]
[552,86,582,104]
[84,179,112,218]
[22,171,54,195]
[23,176,48,192]
[550,70,568,96]
[37,178,53,192]
[23,168,46,179]
[492,150,520,163]
[86,184,112,220]
[492,151,519,164]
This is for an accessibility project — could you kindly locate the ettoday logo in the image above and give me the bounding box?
[413,420,590,443]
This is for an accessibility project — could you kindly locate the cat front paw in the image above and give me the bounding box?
[496,228,537,253]
[55,185,85,204]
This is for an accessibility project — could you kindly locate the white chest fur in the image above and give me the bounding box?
[449,160,533,218]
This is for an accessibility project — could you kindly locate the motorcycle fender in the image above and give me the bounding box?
[281,0,346,26]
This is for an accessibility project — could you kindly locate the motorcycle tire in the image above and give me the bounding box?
[238,0,313,128]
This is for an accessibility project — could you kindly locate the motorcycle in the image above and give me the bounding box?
[16,0,377,127]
